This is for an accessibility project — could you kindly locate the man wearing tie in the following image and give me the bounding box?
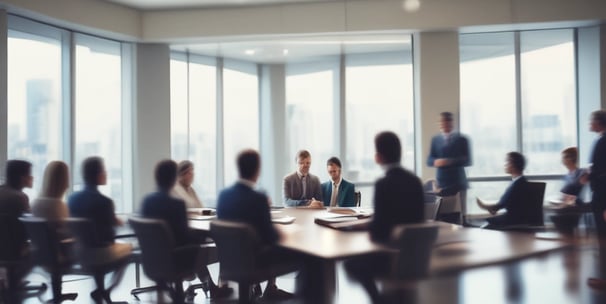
[427,112,472,222]
[283,150,323,207]
[321,157,356,207]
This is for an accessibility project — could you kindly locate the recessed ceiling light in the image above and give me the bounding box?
[245,49,255,55]
[283,49,289,55]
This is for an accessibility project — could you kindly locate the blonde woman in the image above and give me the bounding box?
[32,160,70,238]
[172,160,204,208]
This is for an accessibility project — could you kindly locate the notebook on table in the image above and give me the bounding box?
[314,216,372,231]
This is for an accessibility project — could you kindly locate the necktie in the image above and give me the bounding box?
[301,175,307,199]
[330,183,338,207]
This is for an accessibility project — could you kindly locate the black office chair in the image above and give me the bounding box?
[66,218,131,303]
[380,223,439,303]
[1,214,48,303]
[210,220,300,303]
[20,216,77,303]
[355,191,362,207]
[128,216,210,303]
[489,182,547,233]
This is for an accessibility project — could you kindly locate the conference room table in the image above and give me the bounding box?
[187,207,571,303]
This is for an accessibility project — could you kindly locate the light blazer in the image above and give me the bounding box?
[283,172,323,207]
[321,179,356,207]
[426,132,472,196]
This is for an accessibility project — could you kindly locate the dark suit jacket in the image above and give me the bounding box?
[67,185,116,247]
[321,178,356,207]
[590,135,606,193]
[217,182,278,246]
[369,166,424,244]
[487,176,535,226]
[426,132,471,195]
[140,189,192,247]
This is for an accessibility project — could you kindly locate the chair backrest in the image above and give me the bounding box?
[390,223,439,280]
[209,220,261,281]
[0,213,27,261]
[354,191,361,207]
[19,216,64,268]
[436,193,461,215]
[424,199,441,221]
[525,181,546,226]
[128,216,178,280]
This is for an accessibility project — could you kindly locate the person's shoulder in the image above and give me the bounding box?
[309,173,321,183]
[283,172,297,181]
[342,178,354,186]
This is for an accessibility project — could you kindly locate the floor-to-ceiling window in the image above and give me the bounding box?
[7,22,65,199]
[286,59,338,179]
[345,51,415,201]
[170,53,218,203]
[460,29,578,214]
[223,60,260,186]
[7,16,132,211]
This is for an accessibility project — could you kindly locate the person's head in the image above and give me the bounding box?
[41,161,69,199]
[439,112,454,134]
[374,131,402,165]
[177,160,195,187]
[237,149,261,182]
[561,147,578,168]
[326,157,342,182]
[155,159,178,191]
[505,152,526,175]
[590,110,606,133]
[295,150,312,176]
[4,160,33,190]
[82,156,107,186]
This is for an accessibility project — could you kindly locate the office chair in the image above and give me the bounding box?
[380,223,439,303]
[355,191,362,207]
[0,214,47,302]
[128,216,209,303]
[210,220,299,303]
[488,182,547,233]
[20,216,77,303]
[66,218,131,303]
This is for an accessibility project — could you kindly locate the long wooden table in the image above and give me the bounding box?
[188,207,570,303]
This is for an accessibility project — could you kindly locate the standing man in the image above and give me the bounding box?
[427,112,472,223]
[283,150,323,207]
[321,157,356,207]
[586,110,606,290]
[344,131,424,303]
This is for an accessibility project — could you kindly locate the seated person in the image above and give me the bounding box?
[217,149,299,300]
[476,152,539,228]
[283,150,323,207]
[32,161,74,262]
[321,157,356,207]
[0,160,33,259]
[32,161,71,239]
[0,160,34,301]
[67,156,131,300]
[345,132,425,303]
[172,160,204,208]
[141,160,231,299]
[557,147,588,205]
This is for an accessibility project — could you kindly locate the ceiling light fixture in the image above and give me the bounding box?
[245,49,255,55]
[402,0,421,12]
[283,49,289,55]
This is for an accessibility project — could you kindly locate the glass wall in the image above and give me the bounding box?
[7,28,64,198]
[170,54,218,203]
[460,29,578,214]
[286,60,338,178]
[223,60,260,186]
[6,16,131,210]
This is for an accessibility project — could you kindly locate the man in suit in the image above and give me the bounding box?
[586,110,606,290]
[321,157,356,207]
[344,131,424,303]
[217,149,298,300]
[427,112,472,223]
[283,150,323,207]
[476,152,535,229]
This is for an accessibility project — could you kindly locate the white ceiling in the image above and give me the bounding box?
[104,0,334,10]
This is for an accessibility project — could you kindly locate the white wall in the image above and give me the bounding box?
[0,10,6,165]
